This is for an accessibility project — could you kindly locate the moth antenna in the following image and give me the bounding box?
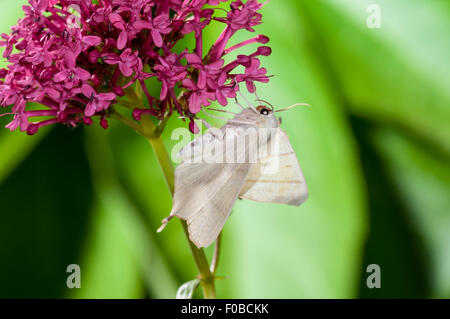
[249,106,259,114]
[238,90,252,106]
[202,108,229,121]
[206,108,238,115]
[203,108,254,126]
[200,118,213,130]
[234,97,245,110]
[157,215,174,233]
[274,103,310,112]
[233,81,257,113]
[237,91,258,114]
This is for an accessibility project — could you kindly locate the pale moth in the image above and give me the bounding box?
[158,95,309,248]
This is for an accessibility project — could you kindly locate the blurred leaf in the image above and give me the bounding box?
[370,128,450,298]
[176,279,200,299]
[105,120,199,285]
[352,118,431,298]
[82,126,179,298]
[296,0,450,154]
[0,127,49,184]
[0,127,93,298]
[70,200,144,299]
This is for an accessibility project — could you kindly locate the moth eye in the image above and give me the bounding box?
[256,105,271,116]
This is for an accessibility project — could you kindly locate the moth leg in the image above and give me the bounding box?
[234,97,245,110]
[237,91,252,107]
[157,215,174,233]
[199,118,213,130]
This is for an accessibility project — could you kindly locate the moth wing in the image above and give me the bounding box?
[175,162,251,248]
[177,129,220,163]
[239,128,308,206]
[171,128,252,248]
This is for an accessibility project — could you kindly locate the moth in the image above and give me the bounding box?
[158,96,309,248]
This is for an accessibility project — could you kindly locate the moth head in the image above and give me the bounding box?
[251,104,279,128]
[256,105,273,116]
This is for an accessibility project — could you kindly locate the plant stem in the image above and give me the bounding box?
[210,232,222,275]
[110,111,143,134]
[145,127,217,299]
[146,135,174,193]
[111,89,218,298]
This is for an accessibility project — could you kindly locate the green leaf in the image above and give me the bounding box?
[0,127,93,298]
[105,120,200,284]
[80,126,179,298]
[370,128,450,298]
[0,128,48,184]
[176,279,201,299]
[296,0,450,154]
[70,200,144,299]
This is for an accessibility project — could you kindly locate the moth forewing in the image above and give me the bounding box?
[239,129,308,206]
[179,127,224,164]
[185,162,251,248]
[230,126,259,164]
[257,127,281,175]
[223,127,242,164]
[245,126,260,164]
[161,106,308,248]
[168,123,256,248]
[177,132,203,164]
[202,133,221,164]
[223,129,236,164]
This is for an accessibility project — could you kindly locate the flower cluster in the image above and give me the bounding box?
[0,0,271,134]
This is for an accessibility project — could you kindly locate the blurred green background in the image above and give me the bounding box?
[0,0,449,298]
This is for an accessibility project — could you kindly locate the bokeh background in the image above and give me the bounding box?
[0,0,449,298]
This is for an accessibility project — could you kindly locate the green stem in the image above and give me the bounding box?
[110,111,143,135]
[210,232,222,275]
[142,121,217,299]
[147,136,174,193]
[111,87,218,298]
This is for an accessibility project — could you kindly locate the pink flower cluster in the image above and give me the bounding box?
[0,0,271,134]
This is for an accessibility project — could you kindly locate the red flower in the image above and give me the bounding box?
[54,51,91,89]
[182,78,216,113]
[0,0,271,135]
[236,58,270,93]
[81,84,116,117]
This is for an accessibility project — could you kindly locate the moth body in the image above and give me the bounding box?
[159,105,308,248]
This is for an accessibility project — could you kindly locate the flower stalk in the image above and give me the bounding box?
[135,115,217,299]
